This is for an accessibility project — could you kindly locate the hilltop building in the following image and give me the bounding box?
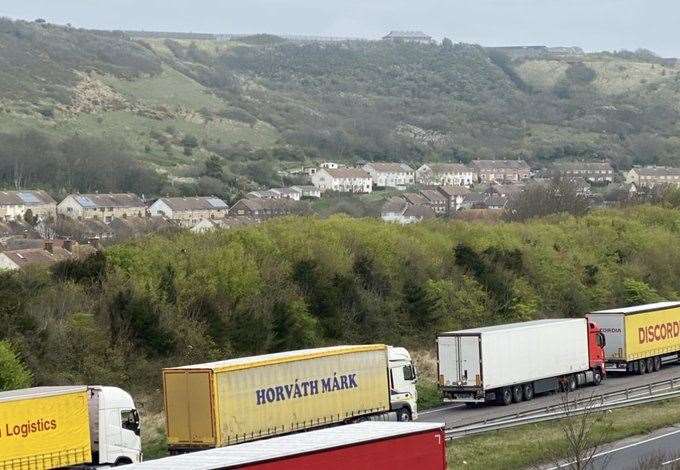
[382,31,433,44]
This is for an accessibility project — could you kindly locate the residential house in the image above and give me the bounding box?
[0,190,56,222]
[382,31,433,44]
[419,189,448,215]
[402,192,429,206]
[485,195,508,210]
[555,161,614,183]
[270,188,302,201]
[566,177,592,196]
[460,193,487,210]
[190,216,257,234]
[437,186,471,212]
[415,164,475,187]
[626,166,680,188]
[380,197,409,223]
[57,193,146,221]
[0,240,75,271]
[319,162,339,169]
[311,168,373,193]
[472,160,531,183]
[149,197,228,227]
[362,163,415,189]
[400,205,435,224]
[229,198,307,219]
[290,185,322,199]
[247,190,280,199]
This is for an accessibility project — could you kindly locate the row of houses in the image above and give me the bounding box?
[0,191,308,228]
[309,160,533,193]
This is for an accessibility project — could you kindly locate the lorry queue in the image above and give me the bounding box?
[2,301,680,469]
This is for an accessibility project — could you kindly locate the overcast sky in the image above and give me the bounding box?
[2,0,679,57]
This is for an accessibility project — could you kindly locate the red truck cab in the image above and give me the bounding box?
[588,321,606,377]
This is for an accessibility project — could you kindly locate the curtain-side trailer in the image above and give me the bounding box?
[437,319,606,406]
[163,345,419,453]
[123,422,446,470]
[0,385,141,469]
[587,301,680,374]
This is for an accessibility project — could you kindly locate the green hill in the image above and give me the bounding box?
[2,18,680,196]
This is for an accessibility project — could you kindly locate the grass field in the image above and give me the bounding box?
[447,397,680,469]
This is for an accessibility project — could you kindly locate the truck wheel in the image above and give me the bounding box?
[654,356,662,372]
[638,359,647,375]
[511,385,523,403]
[396,407,412,422]
[523,383,534,401]
[593,369,602,386]
[498,387,513,406]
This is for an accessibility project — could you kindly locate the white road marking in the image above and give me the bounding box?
[662,456,680,466]
[546,428,680,469]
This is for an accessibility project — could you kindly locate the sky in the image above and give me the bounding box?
[2,0,679,57]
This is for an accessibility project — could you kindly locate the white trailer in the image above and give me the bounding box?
[437,319,605,405]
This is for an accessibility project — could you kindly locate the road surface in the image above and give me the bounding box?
[544,425,680,469]
[419,359,680,428]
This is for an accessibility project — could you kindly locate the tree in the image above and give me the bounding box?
[0,341,32,391]
[204,155,224,180]
[23,209,36,225]
[505,178,590,222]
[441,38,454,49]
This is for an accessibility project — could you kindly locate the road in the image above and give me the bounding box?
[544,425,680,469]
[418,359,680,429]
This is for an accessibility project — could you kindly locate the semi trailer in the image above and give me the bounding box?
[587,301,680,374]
[437,318,606,405]
[125,421,446,470]
[163,344,418,453]
[0,385,142,469]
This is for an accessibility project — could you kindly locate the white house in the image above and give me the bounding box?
[382,31,433,44]
[319,162,339,170]
[380,197,409,223]
[57,193,146,222]
[290,185,322,199]
[311,168,373,193]
[149,197,228,227]
[0,190,56,222]
[270,188,302,201]
[415,164,475,186]
[437,186,471,212]
[363,163,415,189]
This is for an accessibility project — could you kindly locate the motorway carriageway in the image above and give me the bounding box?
[418,358,680,429]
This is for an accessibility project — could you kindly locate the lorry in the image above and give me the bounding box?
[0,385,142,469]
[587,301,680,374]
[437,318,606,406]
[124,421,446,470]
[163,344,418,453]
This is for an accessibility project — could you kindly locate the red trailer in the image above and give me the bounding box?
[126,422,446,470]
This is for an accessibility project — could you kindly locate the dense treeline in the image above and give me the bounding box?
[0,131,166,196]
[2,206,680,397]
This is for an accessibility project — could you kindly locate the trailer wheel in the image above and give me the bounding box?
[523,383,534,401]
[511,385,523,403]
[638,359,647,375]
[654,356,662,372]
[498,387,513,406]
[567,375,577,392]
[396,407,412,422]
[646,357,655,373]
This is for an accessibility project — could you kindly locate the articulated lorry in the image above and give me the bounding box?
[0,385,142,469]
[438,318,606,405]
[125,421,446,470]
[588,301,680,374]
[163,344,418,452]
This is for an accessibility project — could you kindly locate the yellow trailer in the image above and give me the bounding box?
[0,386,91,470]
[163,345,395,451]
[587,301,680,374]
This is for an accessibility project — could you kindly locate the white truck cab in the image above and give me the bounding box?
[88,386,142,466]
[387,346,418,421]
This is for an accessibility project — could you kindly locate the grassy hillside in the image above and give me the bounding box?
[2,18,680,195]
